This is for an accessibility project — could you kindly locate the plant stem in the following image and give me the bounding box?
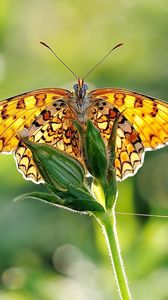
[96,208,132,300]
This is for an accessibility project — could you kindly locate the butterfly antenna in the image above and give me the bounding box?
[40,41,78,80]
[84,42,124,80]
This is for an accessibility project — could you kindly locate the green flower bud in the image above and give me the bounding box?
[83,120,108,182]
[23,139,85,191]
[105,113,122,210]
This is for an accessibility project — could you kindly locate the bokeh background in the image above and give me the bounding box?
[0,1,168,299]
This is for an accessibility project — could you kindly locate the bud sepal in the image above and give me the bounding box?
[14,191,105,213]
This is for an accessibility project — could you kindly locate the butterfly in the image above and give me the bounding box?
[0,43,168,184]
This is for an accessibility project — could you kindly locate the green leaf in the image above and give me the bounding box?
[14,192,105,213]
[46,182,97,201]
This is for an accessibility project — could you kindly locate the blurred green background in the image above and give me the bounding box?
[0,0,168,299]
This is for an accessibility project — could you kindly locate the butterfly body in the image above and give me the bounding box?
[0,78,168,183]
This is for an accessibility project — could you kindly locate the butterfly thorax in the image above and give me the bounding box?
[72,78,91,122]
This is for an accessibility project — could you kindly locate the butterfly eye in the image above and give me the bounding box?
[73,84,78,92]
[83,84,88,91]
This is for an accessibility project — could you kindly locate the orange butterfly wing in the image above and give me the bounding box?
[88,88,168,180]
[0,88,72,152]
[16,102,81,183]
[0,88,81,182]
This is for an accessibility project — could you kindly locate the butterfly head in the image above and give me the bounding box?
[73,78,88,101]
